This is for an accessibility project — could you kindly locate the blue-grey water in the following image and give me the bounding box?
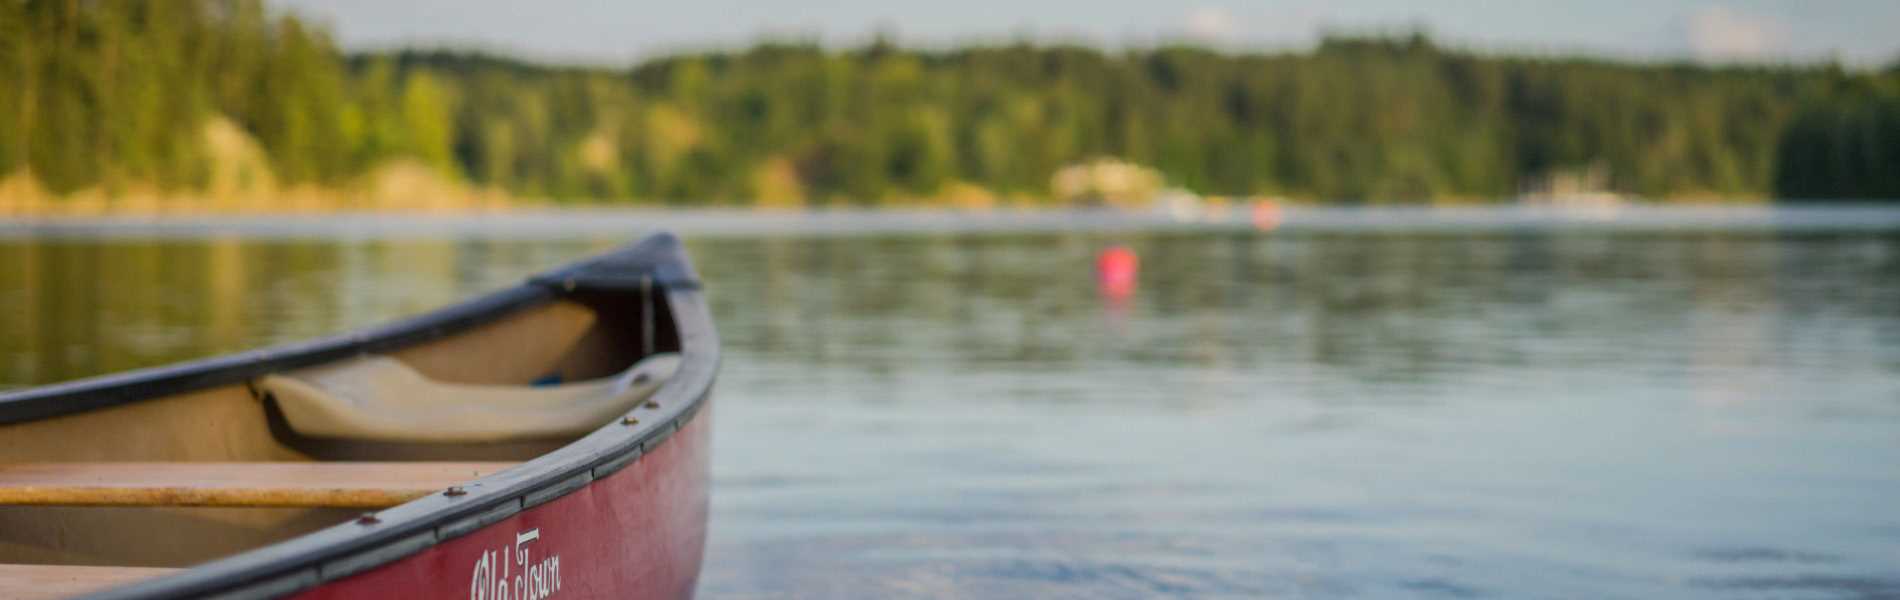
[1,208,1897,599]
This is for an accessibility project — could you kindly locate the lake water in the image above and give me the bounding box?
[2,208,1898,599]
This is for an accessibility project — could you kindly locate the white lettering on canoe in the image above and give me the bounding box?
[471,528,562,600]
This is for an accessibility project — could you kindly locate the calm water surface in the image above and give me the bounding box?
[2,213,1898,599]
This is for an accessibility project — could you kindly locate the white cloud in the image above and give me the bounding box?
[1682,5,1789,62]
[1183,7,1239,42]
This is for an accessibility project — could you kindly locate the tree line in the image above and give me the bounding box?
[3,0,1897,207]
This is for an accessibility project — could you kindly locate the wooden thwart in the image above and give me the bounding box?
[0,564,177,600]
[0,462,516,509]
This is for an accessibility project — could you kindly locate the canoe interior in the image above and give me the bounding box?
[0,287,673,570]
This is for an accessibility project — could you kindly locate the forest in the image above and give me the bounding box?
[2,0,1897,210]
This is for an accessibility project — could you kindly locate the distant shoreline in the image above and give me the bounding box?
[4,204,1898,240]
[10,2,1895,214]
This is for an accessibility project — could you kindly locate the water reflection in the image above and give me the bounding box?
[0,238,609,386]
[693,229,1900,599]
[699,231,1900,410]
[2,227,1898,598]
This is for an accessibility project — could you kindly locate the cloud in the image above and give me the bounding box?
[1682,5,1789,62]
[1183,7,1239,42]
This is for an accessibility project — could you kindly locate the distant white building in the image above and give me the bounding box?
[1518,162,1626,208]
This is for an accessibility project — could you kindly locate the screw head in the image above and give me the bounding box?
[444,486,467,497]
[621,416,640,426]
[643,401,660,409]
[356,513,381,525]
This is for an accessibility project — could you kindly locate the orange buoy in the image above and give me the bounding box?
[1250,199,1284,231]
[1096,245,1139,299]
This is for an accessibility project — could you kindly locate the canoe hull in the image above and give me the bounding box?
[4,234,722,600]
[294,401,710,600]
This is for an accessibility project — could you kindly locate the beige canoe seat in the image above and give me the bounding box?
[0,462,514,508]
[258,353,680,443]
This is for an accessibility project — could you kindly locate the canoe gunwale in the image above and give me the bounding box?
[37,232,720,600]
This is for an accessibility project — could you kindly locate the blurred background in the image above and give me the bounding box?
[1,0,1897,212]
[3,1,1900,598]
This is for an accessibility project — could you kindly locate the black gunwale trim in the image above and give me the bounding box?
[64,232,719,600]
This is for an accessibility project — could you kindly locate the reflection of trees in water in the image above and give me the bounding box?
[693,231,1900,407]
[702,233,1111,369]
[0,237,600,387]
[0,242,42,385]
[5,231,1895,403]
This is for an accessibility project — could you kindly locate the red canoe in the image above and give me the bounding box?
[0,233,717,600]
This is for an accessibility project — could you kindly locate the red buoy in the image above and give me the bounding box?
[1250,199,1284,231]
[1096,245,1139,299]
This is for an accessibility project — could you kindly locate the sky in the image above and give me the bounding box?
[269,0,1899,67]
